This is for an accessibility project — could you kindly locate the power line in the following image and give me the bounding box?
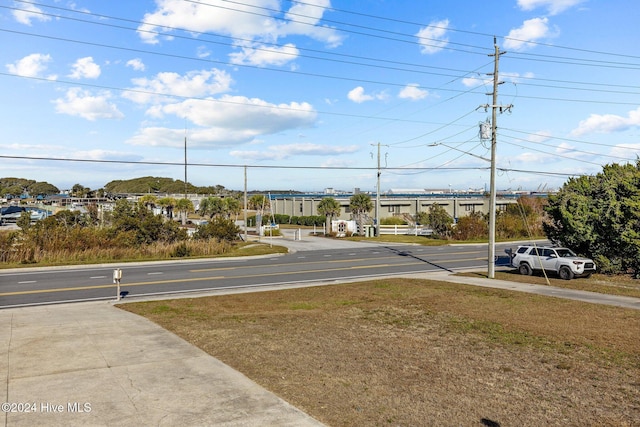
[282,0,640,62]
[2,3,483,79]
[501,128,640,150]
[0,27,490,95]
[11,1,640,72]
[0,70,478,126]
[0,154,584,178]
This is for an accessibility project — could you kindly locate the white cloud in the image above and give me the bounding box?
[513,151,554,164]
[279,0,343,48]
[68,57,101,79]
[416,19,449,54]
[461,75,491,88]
[229,43,299,67]
[126,58,145,71]
[398,84,429,101]
[53,87,124,121]
[347,86,387,103]
[136,0,342,59]
[161,96,317,131]
[517,0,585,15]
[504,17,553,51]
[571,107,640,136]
[72,149,143,162]
[6,53,56,79]
[197,46,211,58]
[527,130,552,143]
[12,1,51,25]
[123,68,233,104]
[610,143,640,160]
[348,87,373,103]
[230,142,359,161]
[127,96,318,147]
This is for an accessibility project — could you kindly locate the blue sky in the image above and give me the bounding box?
[2,0,639,193]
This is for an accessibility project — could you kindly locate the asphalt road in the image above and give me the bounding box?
[0,239,517,308]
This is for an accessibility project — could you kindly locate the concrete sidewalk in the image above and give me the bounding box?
[417,271,640,311]
[1,302,324,427]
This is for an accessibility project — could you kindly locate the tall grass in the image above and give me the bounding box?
[0,230,236,267]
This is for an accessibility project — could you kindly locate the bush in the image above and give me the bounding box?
[171,242,192,258]
[193,217,240,242]
[453,212,487,240]
[381,216,406,225]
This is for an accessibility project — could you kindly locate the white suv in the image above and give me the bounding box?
[510,245,596,280]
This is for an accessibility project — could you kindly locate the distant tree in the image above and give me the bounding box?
[16,211,32,231]
[86,203,100,226]
[193,217,240,242]
[349,193,373,235]
[317,197,341,234]
[415,211,428,226]
[175,198,194,225]
[71,183,91,198]
[223,197,241,220]
[199,197,225,218]
[109,199,186,244]
[28,182,59,196]
[248,194,269,211]
[453,211,487,240]
[157,197,177,219]
[2,184,26,197]
[496,197,546,239]
[426,203,453,239]
[53,209,87,228]
[138,195,158,210]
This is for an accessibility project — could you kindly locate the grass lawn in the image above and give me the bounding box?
[121,277,640,426]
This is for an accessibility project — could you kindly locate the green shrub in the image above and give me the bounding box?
[381,216,406,225]
[171,242,192,258]
[193,217,240,242]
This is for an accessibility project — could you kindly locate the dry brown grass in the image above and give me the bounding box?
[121,278,640,427]
[486,270,640,299]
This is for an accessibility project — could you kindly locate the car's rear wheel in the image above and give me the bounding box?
[559,266,574,280]
[518,263,532,276]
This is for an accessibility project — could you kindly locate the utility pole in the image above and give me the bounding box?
[482,38,512,279]
[244,165,248,241]
[184,135,188,199]
[371,142,386,237]
[376,142,381,237]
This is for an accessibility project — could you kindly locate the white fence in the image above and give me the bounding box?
[376,225,433,236]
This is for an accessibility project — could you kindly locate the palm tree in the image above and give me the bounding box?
[349,193,373,235]
[223,197,241,220]
[199,196,225,219]
[175,198,194,225]
[157,197,177,219]
[248,194,269,211]
[138,194,158,211]
[317,197,341,234]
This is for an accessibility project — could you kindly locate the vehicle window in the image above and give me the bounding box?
[541,249,553,257]
[517,247,528,254]
[556,249,576,257]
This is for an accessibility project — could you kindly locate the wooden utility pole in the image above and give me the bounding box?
[184,135,188,199]
[485,38,512,279]
[244,165,248,241]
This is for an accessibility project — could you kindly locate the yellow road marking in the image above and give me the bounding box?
[1,256,485,298]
